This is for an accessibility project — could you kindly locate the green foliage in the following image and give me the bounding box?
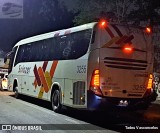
[61,0,160,26]
[130,0,160,25]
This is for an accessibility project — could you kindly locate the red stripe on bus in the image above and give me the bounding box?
[105,27,114,38]
[38,67,49,93]
[111,24,123,37]
[42,61,48,71]
[34,65,41,86]
[50,61,58,78]
[34,80,37,88]
[115,35,128,44]
[34,61,48,88]
[124,35,134,43]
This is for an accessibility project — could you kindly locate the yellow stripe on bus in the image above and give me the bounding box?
[102,36,120,48]
[45,71,52,91]
[38,87,44,98]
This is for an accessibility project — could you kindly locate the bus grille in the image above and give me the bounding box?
[104,57,147,70]
[73,81,85,105]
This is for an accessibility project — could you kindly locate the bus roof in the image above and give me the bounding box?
[14,22,97,48]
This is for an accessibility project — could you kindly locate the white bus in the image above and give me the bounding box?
[8,21,154,112]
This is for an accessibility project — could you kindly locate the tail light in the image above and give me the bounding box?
[147,74,153,89]
[145,26,152,34]
[99,20,107,28]
[90,69,102,96]
[123,45,133,54]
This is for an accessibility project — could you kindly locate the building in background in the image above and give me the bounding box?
[0,49,8,73]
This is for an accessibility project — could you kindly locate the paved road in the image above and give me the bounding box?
[0,91,160,133]
[0,91,116,133]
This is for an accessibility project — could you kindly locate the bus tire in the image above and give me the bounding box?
[13,87,19,98]
[51,90,62,113]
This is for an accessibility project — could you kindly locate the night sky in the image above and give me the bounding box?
[0,0,74,52]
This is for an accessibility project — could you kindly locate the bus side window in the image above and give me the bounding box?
[49,38,57,60]
[15,46,24,65]
[62,36,72,59]
[73,33,84,58]
[26,44,31,62]
[22,44,31,62]
[43,39,52,61]
[14,29,92,63]
[70,29,91,59]
[39,41,46,61]
[58,35,68,60]
[36,42,41,61]
[33,41,42,61]
[32,42,39,61]
[53,37,61,60]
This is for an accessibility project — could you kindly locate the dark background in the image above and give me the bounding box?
[0,0,74,53]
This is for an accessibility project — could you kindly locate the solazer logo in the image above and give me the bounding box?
[18,65,31,74]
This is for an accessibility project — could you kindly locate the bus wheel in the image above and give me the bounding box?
[14,87,19,98]
[51,90,62,113]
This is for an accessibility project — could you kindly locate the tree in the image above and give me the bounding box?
[39,0,74,29]
[39,0,58,22]
[60,0,111,25]
[60,0,160,26]
[129,0,160,25]
[60,0,136,25]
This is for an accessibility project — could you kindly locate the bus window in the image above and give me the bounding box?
[15,46,24,65]
[25,44,32,62]
[69,29,92,59]
[9,47,17,73]
[43,39,52,60]
[14,29,92,64]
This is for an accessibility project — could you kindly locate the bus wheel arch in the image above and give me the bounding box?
[51,83,62,112]
[13,79,19,98]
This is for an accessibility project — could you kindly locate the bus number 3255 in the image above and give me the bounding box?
[133,85,146,91]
